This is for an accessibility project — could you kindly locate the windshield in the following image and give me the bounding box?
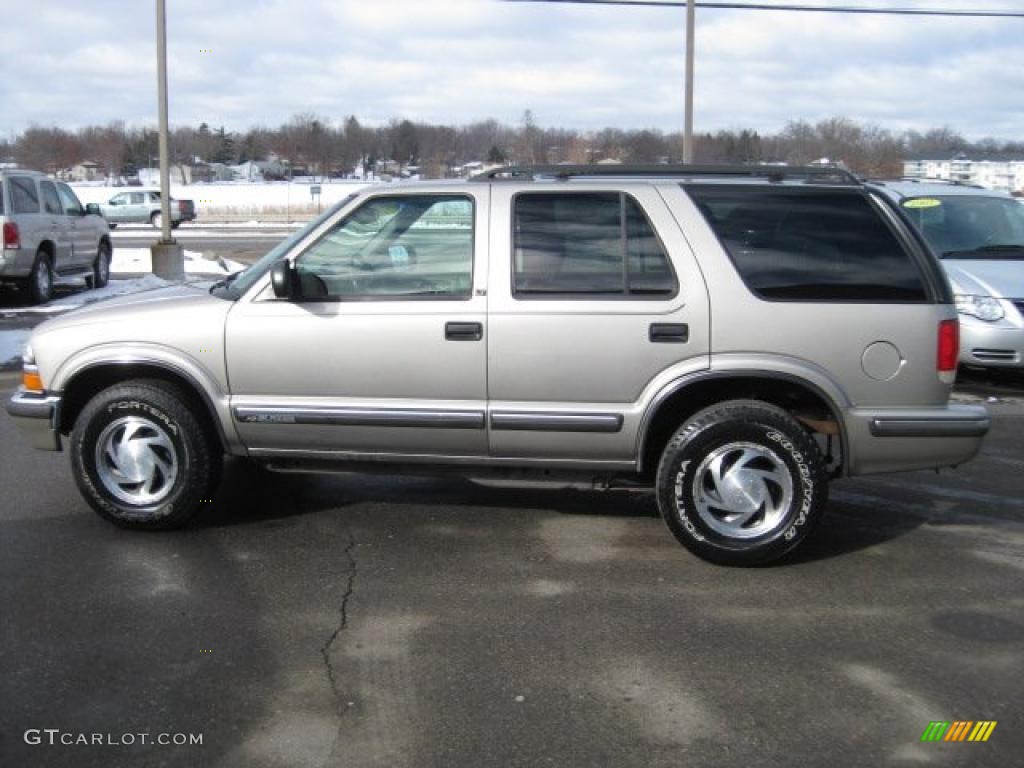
[900,195,1024,259]
[212,194,358,299]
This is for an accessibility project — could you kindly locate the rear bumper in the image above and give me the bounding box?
[0,247,31,278]
[4,391,62,451]
[845,403,989,476]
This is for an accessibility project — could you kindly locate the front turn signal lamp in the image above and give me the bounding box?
[21,344,44,393]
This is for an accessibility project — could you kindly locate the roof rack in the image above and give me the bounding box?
[470,163,861,185]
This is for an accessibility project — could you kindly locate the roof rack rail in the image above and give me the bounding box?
[470,163,861,185]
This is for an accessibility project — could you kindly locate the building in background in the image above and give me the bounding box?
[903,152,1024,193]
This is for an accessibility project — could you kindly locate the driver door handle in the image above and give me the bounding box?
[445,322,483,341]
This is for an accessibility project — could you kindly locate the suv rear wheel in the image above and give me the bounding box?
[70,380,222,529]
[27,250,54,304]
[655,400,828,566]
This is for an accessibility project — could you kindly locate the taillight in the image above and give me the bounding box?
[3,222,20,250]
[178,200,186,213]
[937,319,959,383]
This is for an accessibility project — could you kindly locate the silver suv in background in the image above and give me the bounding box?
[870,180,1024,371]
[6,165,990,566]
[1,170,112,304]
[99,189,196,229]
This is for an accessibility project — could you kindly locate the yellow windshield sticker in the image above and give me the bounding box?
[903,198,943,209]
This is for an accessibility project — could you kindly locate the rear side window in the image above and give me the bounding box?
[10,176,40,214]
[513,192,677,298]
[686,186,927,302]
[0,181,4,214]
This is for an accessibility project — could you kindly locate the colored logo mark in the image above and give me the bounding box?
[921,721,997,743]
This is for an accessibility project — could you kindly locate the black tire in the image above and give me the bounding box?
[92,241,111,289]
[27,250,54,304]
[655,400,828,566]
[107,223,117,229]
[70,380,222,529]
[170,221,181,230]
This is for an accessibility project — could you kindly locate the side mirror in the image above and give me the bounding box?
[270,261,296,299]
[85,203,102,216]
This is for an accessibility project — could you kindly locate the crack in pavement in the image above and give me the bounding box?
[321,527,358,718]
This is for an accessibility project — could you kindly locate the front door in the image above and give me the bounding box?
[55,183,93,267]
[226,188,489,459]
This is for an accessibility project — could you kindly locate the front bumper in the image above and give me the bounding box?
[845,403,989,476]
[960,321,1024,369]
[5,391,62,451]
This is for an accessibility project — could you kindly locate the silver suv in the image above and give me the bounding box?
[1,170,113,303]
[5,165,990,565]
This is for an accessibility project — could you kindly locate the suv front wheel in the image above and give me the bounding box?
[656,400,828,566]
[70,380,222,529]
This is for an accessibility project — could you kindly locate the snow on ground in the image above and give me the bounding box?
[111,248,246,276]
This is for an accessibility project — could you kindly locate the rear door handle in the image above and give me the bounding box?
[445,322,483,341]
[649,323,689,343]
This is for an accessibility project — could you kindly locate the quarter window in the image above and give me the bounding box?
[512,192,677,298]
[10,177,40,214]
[687,186,927,302]
[294,195,474,300]
[40,181,63,214]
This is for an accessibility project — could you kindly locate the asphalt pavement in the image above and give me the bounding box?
[1,228,1023,767]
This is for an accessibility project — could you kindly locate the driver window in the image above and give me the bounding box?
[295,195,473,300]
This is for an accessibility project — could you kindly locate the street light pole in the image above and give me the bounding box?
[151,0,184,279]
[683,0,695,162]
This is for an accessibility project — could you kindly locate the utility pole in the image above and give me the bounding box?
[151,0,184,280]
[683,0,695,162]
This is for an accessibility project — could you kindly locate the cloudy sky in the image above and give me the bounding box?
[5,0,1023,139]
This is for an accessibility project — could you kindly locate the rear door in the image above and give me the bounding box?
[486,184,711,464]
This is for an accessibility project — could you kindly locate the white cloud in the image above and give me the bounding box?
[2,0,1022,139]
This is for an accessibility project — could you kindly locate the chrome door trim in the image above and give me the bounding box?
[233,406,485,430]
[489,411,624,433]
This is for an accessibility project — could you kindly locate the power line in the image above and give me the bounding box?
[503,0,1024,17]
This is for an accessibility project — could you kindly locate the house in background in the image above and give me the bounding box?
[903,152,1024,193]
[66,160,103,182]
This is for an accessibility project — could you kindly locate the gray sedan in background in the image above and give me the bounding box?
[871,181,1024,371]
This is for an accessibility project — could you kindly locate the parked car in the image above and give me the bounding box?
[0,170,112,304]
[99,189,196,229]
[869,180,1024,371]
[6,165,989,565]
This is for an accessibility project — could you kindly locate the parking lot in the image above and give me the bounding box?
[1,266,1022,766]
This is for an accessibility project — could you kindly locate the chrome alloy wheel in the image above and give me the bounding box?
[692,442,794,539]
[95,416,179,506]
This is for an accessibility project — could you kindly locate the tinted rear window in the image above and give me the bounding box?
[513,192,678,298]
[686,186,927,302]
